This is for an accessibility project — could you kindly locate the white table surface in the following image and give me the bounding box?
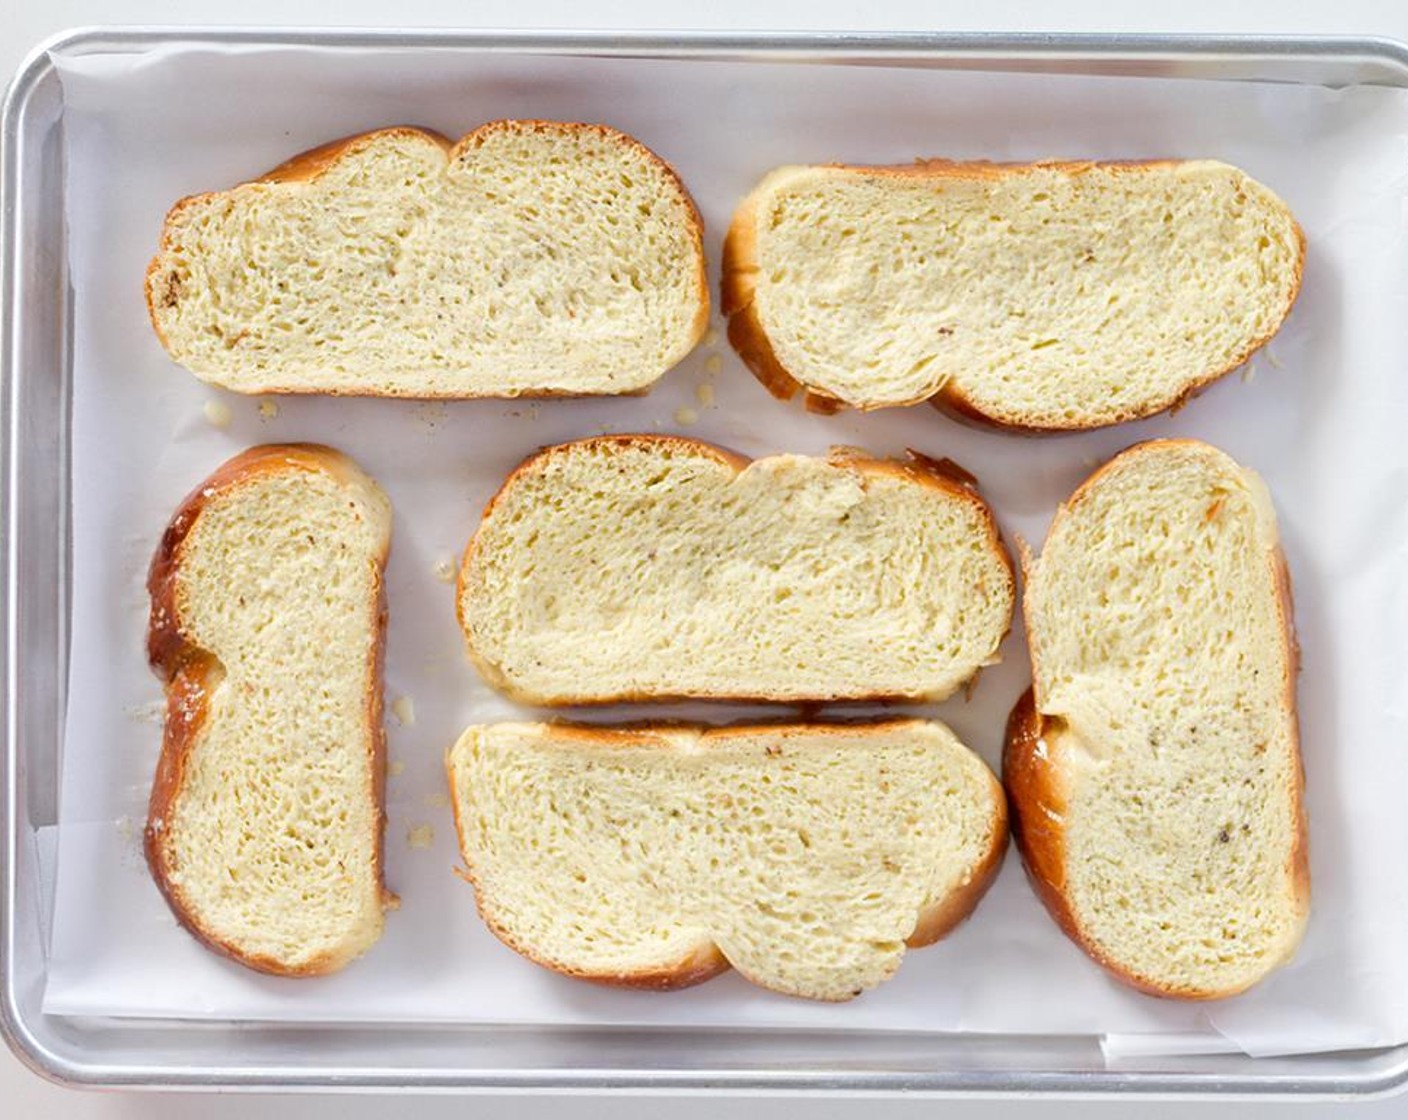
[4,0,1407,1114]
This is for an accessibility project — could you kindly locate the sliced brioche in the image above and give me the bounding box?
[448,719,1007,1000]
[1005,439,1308,998]
[458,435,1014,704]
[147,121,707,396]
[723,159,1303,429]
[146,444,395,975]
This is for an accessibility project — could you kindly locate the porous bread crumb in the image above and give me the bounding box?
[449,720,1005,1001]
[673,406,698,426]
[147,122,708,397]
[729,160,1301,428]
[407,824,435,850]
[202,399,232,429]
[391,696,416,727]
[1018,439,1305,997]
[147,447,392,974]
[695,382,716,407]
[460,437,1013,703]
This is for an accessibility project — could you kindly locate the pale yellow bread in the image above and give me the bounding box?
[723,159,1303,429]
[146,444,395,975]
[447,719,1007,1001]
[1005,439,1308,998]
[147,121,708,397]
[457,435,1015,704]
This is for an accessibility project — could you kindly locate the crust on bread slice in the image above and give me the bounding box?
[457,434,1015,705]
[1004,439,1308,998]
[147,121,708,397]
[146,443,396,975]
[446,719,1008,1001]
[723,159,1304,431]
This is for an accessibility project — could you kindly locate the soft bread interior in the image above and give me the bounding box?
[1025,440,1305,995]
[148,123,706,395]
[737,161,1301,426]
[151,457,391,972]
[459,438,1014,703]
[448,720,1005,1001]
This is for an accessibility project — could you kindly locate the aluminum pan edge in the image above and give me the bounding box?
[3,26,1408,90]
[4,25,1408,1096]
[0,26,63,1093]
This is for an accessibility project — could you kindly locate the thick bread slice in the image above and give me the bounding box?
[723,160,1303,429]
[447,719,1007,1001]
[1005,440,1308,998]
[147,121,708,396]
[458,435,1015,704]
[146,444,395,975]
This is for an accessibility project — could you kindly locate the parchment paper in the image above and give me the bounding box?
[38,42,1408,1059]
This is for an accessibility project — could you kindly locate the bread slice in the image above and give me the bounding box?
[145,444,395,975]
[458,435,1015,704]
[723,160,1303,429]
[1005,439,1308,998]
[147,121,708,396]
[447,719,1006,1001]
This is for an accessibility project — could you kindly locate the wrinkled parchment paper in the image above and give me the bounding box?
[39,42,1408,1058]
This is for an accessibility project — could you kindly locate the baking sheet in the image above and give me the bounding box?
[37,42,1408,1059]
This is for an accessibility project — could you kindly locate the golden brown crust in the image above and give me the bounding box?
[261,126,453,184]
[457,435,1015,705]
[723,159,1305,430]
[144,189,209,356]
[721,184,856,415]
[1005,690,1234,1000]
[553,948,732,993]
[446,719,1005,998]
[1004,689,1258,1001]
[452,120,712,355]
[443,740,731,992]
[366,526,397,920]
[147,121,708,397]
[145,443,394,976]
[142,129,448,353]
[1006,440,1310,999]
[901,449,981,492]
[928,391,1072,437]
[721,191,808,404]
[1270,535,1312,933]
[1001,689,1087,963]
[907,763,1009,948]
[832,448,1018,680]
[455,434,752,702]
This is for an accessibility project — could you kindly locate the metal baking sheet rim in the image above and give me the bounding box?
[4,26,1408,1096]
